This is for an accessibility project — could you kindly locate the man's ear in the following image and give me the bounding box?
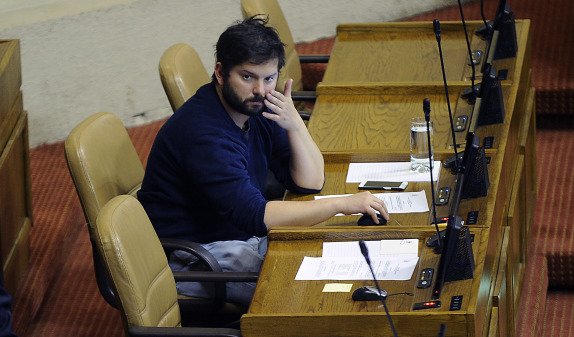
[214,62,225,86]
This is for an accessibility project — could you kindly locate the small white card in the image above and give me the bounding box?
[322,283,353,292]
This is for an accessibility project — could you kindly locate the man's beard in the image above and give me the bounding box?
[221,79,266,117]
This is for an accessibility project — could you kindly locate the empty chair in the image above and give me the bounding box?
[159,43,211,112]
[240,0,329,96]
[95,194,243,337]
[65,111,145,308]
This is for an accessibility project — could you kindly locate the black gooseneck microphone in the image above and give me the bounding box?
[480,0,489,32]
[456,1,478,102]
[432,19,461,173]
[423,99,442,252]
[358,240,399,337]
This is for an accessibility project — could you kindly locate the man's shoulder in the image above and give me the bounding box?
[164,84,225,129]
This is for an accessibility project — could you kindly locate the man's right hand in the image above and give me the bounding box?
[264,191,389,229]
[338,191,389,222]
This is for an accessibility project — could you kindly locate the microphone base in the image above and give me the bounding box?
[475,21,494,40]
[427,229,446,254]
[444,152,464,174]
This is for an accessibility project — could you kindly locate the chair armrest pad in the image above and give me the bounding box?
[299,112,311,121]
[291,91,316,101]
[129,325,241,337]
[298,54,330,63]
[160,238,222,272]
[173,271,259,283]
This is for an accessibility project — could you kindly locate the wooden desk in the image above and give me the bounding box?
[0,39,32,295]
[242,227,491,337]
[243,21,536,337]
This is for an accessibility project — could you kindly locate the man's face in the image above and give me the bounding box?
[220,59,279,117]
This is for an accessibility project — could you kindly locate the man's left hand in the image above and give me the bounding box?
[263,79,305,131]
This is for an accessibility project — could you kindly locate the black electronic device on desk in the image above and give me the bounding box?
[352,286,387,301]
[428,134,478,300]
[475,0,518,61]
[358,181,408,191]
[357,213,387,226]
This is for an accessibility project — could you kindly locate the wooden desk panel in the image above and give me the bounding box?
[308,84,512,153]
[308,89,452,153]
[324,21,524,85]
[0,39,31,295]
[324,22,489,84]
[242,227,490,337]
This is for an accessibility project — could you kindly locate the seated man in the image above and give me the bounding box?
[138,16,388,307]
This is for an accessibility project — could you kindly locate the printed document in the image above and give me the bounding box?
[315,190,429,214]
[295,240,419,281]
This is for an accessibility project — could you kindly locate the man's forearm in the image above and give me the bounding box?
[264,198,340,228]
[287,126,325,190]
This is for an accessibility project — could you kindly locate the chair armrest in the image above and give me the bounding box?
[160,238,223,272]
[161,238,259,311]
[298,54,330,63]
[160,237,228,306]
[129,325,241,337]
[298,112,311,121]
[173,271,258,283]
[291,91,316,102]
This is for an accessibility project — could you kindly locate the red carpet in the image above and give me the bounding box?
[516,118,574,337]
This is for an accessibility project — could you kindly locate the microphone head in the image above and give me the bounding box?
[359,239,369,258]
[433,19,441,41]
[423,98,431,121]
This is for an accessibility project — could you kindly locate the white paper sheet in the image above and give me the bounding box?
[314,190,429,214]
[346,161,441,183]
[294,255,419,281]
[321,239,419,258]
[294,240,420,281]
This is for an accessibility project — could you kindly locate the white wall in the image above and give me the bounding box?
[0,0,462,148]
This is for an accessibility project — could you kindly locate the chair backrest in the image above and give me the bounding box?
[65,111,145,231]
[241,0,304,92]
[95,195,181,329]
[159,43,211,112]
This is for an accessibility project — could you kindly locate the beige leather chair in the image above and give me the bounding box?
[159,43,211,112]
[240,0,329,97]
[65,111,144,308]
[65,112,257,325]
[95,195,242,337]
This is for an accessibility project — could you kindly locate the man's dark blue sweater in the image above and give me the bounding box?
[138,83,318,243]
